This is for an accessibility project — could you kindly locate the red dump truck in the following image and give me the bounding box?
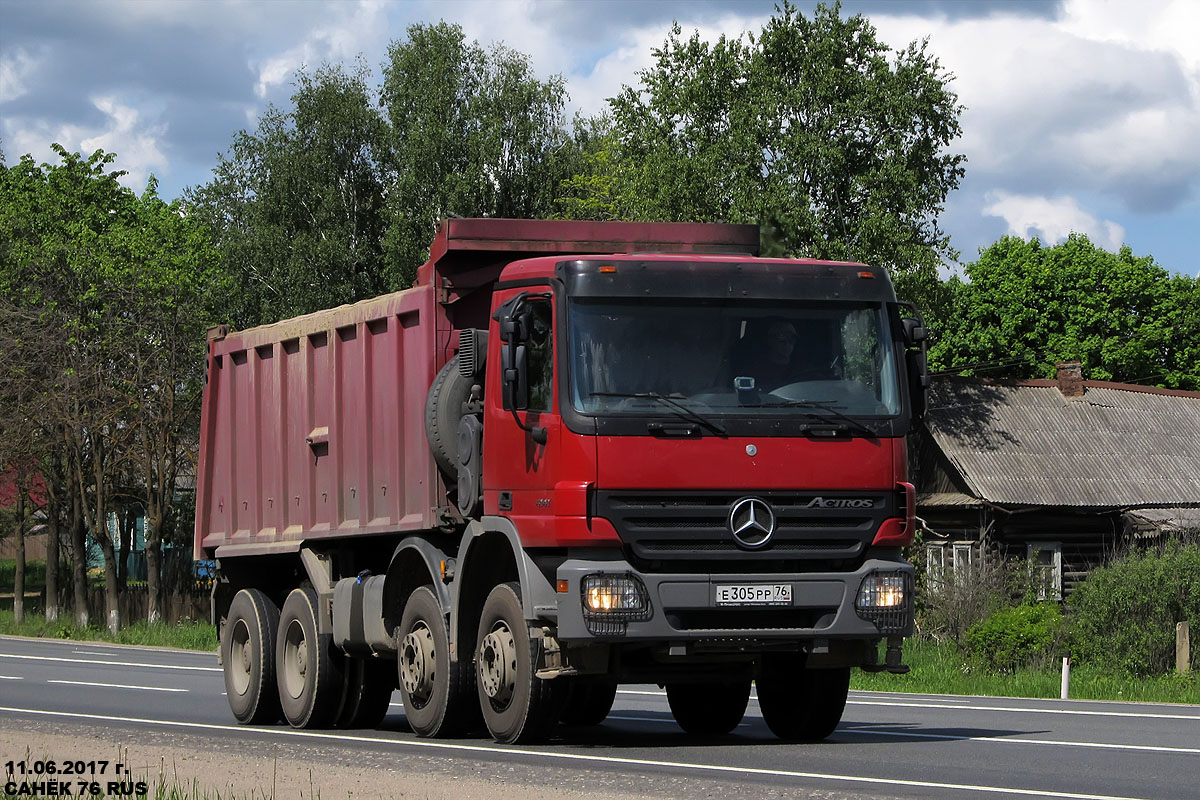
[195,218,926,743]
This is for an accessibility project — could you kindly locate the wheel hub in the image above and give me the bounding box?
[478,623,517,706]
[400,624,436,705]
[229,619,252,696]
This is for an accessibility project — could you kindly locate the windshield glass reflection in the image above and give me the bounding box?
[568,299,900,417]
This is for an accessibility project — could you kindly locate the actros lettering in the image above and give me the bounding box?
[805,497,875,509]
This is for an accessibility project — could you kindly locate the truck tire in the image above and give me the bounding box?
[398,586,478,737]
[560,679,618,726]
[425,356,473,478]
[336,657,394,729]
[757,656,850,741]
[665,680,751,735]
[476,582,565,744]
[277,587,344,728]
[222,588,281,724]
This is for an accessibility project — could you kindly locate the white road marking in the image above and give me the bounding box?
[0,675,22,680]
[847,699,1200,721]
[0,706,1153,800]
[853,693,963,703]
[839,726,1200,755]
[618,689,1200,720]
[0,653,220,672]
[47,680,187,693]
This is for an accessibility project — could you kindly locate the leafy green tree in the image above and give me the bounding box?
[931,234,1200,390]
[2,146,223,628]
[561,1,964,291]
[119,181,222,621]
[190,63,390,327]
[381,22,576,286]
[0,146,141,630]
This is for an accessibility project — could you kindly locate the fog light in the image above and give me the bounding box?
[582,574,649,614]
[580,573,651,636]
[855,571,913,634]
[857,575,907,609]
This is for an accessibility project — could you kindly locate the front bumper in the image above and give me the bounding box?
[554,557,914,643]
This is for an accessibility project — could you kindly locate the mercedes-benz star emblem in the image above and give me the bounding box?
[728,497,776,550]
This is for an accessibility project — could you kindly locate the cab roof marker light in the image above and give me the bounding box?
[598,265,618,273]
[858,271,875,279]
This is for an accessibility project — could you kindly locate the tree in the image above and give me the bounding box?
[561,1,964,293]
[122,183,222,621]
[2,146,222,630]
[380,22,576,286]
[930,234,1200,390]
[190,62,390,327]
[0,146,139,628]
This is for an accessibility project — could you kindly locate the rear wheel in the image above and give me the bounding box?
[398,586,478,737]
[665,680,751,735]
[757,655,850,741]
[277,587,344,728]
[476,582,565,743]
[222,588,281,724]
[336,657,394,729]
[561,679,618,727]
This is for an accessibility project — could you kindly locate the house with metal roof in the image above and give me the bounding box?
[915,363,1200,597]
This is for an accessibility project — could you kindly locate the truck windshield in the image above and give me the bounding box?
[568,299,900,417]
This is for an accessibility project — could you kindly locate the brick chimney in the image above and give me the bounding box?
[1056,360,1085,397]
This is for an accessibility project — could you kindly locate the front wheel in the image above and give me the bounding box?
[475,582,565,743]
[561,679,618,727]
[665,680,751,735]
[222,588,281,724]
[757,655,850,741]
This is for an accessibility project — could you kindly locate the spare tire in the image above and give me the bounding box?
[425,356,475,478]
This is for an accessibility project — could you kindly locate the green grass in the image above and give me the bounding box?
[0,609,217,651]
[853,636,1200,704]
[0,558,47,590]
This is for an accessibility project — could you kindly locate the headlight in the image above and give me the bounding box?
[855,572,912,634]
[856,574,907,609]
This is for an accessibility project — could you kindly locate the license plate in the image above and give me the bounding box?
[714,583,793,606]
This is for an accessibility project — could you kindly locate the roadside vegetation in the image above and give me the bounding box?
[0,608,215,651]
[857,540,1200,704]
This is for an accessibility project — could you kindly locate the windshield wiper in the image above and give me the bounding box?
[589,391,727,436]
[740,398,877,439]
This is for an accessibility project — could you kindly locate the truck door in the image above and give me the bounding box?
[484,289,562,546]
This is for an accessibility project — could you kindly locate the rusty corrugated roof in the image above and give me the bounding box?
[924,379,1200,508]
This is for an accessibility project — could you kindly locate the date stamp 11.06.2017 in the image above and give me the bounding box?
[4,758,148,797]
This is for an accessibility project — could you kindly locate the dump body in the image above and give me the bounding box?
[194,287,439,559]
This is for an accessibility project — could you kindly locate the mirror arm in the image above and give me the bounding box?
[510,407,548,445]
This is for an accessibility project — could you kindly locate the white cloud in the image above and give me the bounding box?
[871,1,1200,215]
[983,191,1125,250]
[5,96,167,192]
[253,0,389,98]
[0,45,40,104]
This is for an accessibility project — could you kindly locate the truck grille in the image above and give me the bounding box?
[596,490,893,571]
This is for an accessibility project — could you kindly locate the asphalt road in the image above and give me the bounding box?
[1,635,1197,799]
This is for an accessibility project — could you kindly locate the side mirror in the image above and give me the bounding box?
[493,293,531,412]
[896,305,929,420]
[902,317,927,347]
[501,342,529,411]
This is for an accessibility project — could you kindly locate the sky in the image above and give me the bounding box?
[2,0,1198,277]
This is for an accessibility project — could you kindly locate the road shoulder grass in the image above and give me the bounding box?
[852,636,1200,704]
[0,610,216,652]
